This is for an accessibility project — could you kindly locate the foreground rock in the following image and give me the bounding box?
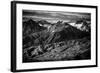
[23,37,90,62]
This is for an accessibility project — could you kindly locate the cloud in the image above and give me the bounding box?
[23,10,91,22]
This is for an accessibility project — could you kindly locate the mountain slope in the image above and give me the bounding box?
[23,19,46,36]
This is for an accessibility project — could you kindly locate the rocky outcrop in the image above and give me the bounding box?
[23,37,90,62]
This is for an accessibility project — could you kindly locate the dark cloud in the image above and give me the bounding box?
[23,10,91,22]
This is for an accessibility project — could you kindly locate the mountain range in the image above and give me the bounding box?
[23,19,91,62]
[23,19,90,45]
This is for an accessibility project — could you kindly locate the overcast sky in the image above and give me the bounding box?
[23,10,91,23]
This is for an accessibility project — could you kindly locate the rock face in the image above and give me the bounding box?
[23,38,90,62]
[23,19,91,62]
